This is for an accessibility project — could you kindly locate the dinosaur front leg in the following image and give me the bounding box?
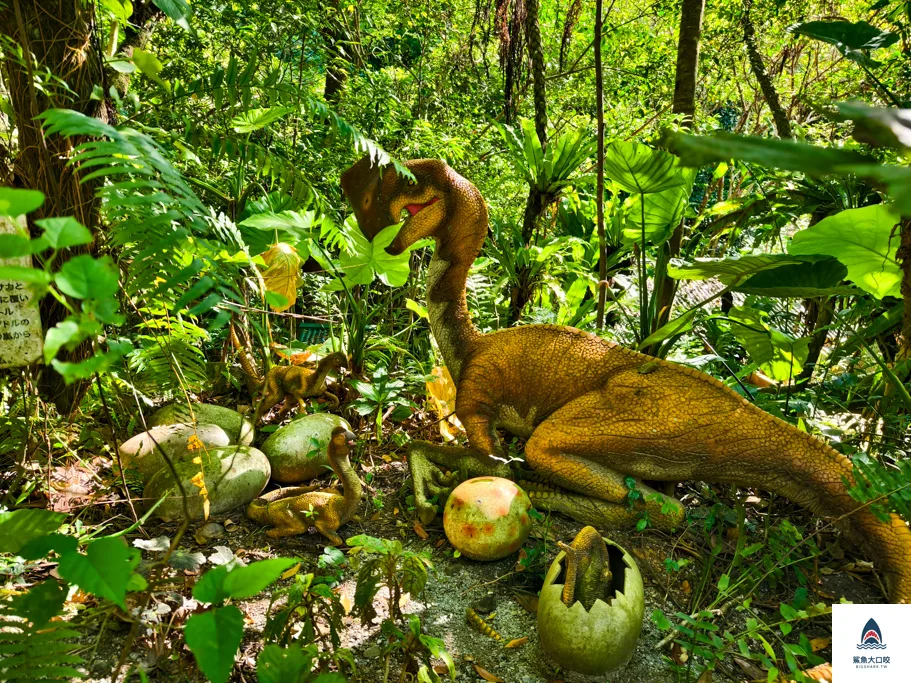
[408,441,511,524]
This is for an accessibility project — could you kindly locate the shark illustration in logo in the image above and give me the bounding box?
[857,618,887,650]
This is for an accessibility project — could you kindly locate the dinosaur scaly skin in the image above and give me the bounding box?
[246,427,362,545]
[557,526,613,611]
[341,156,911,602]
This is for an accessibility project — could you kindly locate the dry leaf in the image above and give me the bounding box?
[426,366,463,441]
[696,670,712,683]
[414,522,429,540]
[435,539,446,549]
[681,580,691,594]
[340,591,353,615]
[473,664,504,682]
[260,242,303,312]
[514,593,538,614]
[281,563,301,580]
[433,664,450,675]
[809,637,831,652]
[505,637,528,649]
[671,642,688,665]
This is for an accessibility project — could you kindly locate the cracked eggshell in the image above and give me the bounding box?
[537,538,645,674]
[443,477,532,561]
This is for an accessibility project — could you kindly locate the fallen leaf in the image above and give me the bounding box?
[505,637,528,649]
[696,670,712,683]
[681,579,691,594]
[433,664,450,675]
[435,539,446,549]
[514,593,538,614]
[281,563,301,580]
[473,664,504,682]
[733,657,764,680]
[414,522,429,540]
[809,637,831,652]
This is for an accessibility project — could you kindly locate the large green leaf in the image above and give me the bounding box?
[789,21,899,67]
[788,204,901,298]
[257,644,320,683]
[232,106,294,133]
[0,509,66,554]
[238,209,321,254]
[603,141,687,194]
[325,219,418,291]
[728,307,809,382]
[735,259,857,298]
[667,132,871,175]
[185,605,244,683]
[56,537,141,609]
[0,187,44,216]
[222,558,297,599]
[35,217,93,250]
[669,253,856,298]
[54,255,119,300]
[833,102,911,150]
[622,182,692,246]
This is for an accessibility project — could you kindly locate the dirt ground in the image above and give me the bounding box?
[62,447,880,683]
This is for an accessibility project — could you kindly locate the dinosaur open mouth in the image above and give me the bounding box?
[404,196,439,217]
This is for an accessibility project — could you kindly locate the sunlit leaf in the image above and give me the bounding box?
[260,242,303,312]
[788,204,901,298]
[604,141,687,194]
[184,605,244,683]
[728,307,809,381]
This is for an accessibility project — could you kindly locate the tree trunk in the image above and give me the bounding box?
[797,297,834,383]
[1,0,107,414]
[525,0,547,147]
[647,0,704,353]
[671,0,706,124]
[508,0,548,323]
[595,0,607,329]
[742,1,792,139]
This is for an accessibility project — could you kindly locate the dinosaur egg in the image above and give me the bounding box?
[443,477,532,561]
[537,536,645,674]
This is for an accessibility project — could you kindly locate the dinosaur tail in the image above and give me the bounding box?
[705,414,911,603]
[230,321,263,391]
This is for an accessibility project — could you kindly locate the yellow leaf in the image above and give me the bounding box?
[425,366,463,441]
[281,563,301,580]
[413,522,429,540]
[260,242,303,312]
[473,664,504,682]
[809,637,831,652]
[505,637,528,649]
[340,591,353,615]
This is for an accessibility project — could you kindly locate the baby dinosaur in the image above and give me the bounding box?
[231,322,347,423]
[246,426,362,545]
[557,526,613,611]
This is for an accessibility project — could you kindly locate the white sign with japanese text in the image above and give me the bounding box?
[0,215,43,368]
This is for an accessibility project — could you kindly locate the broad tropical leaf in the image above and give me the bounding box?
[325,218,419,291]
[789,21,899,68]
[260,243,303,312]
[788,204,901,298]
[185,605,244,683]
[728,307,810,382]
[231,106,294,133]
[603,141,687,194]
[622,182,692,246]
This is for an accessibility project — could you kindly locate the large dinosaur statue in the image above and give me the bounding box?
[341,156,911,602]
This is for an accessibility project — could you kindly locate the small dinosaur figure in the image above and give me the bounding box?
[341,155,911,602]
[557,526,613,611]
[246,426,362,545]
[230,322,346,423]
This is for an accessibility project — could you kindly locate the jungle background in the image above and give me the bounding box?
[1,0,910,681]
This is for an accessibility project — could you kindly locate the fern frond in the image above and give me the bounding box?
[0,605,85,682]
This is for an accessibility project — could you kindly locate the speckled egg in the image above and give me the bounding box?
[443,477,532,561]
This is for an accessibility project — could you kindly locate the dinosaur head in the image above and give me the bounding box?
[321,351,348,371]
[329,425,357,455]
[341,156,480,257]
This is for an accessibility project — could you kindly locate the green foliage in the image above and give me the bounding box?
[324,219,420,291]
[497,119,595,194]
[0,600,84,683]
[350,366,415,441]
[0,510,67,554]
[186,557,298,683]
[788,204,902,299]
[728,306,809,381]
[789,20,899,68]
[847,456,911,523]
[257,644,347,683]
